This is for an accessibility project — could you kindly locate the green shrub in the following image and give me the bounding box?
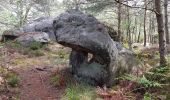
[57,50,68,59]
[64,87,80,100]
[121,74,162,88]
[5,41,45,57]
[143,92,152,100]
[29,41,43,50]
[6,73,20,87]
[30,50,44,57]
[50,75,60,87]
[6,41,23,50]
[146,65,170,83]
[61,83,97,100]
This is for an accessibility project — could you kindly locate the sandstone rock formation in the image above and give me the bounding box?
[16,32,50,47]
[53,9,135,86]
[1,17,55,42]
[1,29,21,41]
[21,17,55,41]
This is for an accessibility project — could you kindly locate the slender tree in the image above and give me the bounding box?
[164,0,169,44]
[134,17,138,42]
[155,0,167,65]
[117,0,122,42]
[148,12,152,43]
[126,2,132,50]
[151,14,155,43]
[137,23,142,43]
[143,0,147,46]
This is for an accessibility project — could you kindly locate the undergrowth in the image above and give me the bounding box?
[61,83,97,100]
[6,72,20,87]
[50,68,98,100]
[5,41,45,57]
[120,64,170,100]
[48,49,69,65]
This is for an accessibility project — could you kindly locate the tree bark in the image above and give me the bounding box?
[151,15,155,43]
[148,12,152,43]
[126,2,132,50]
[143,0,147,46]
[164,0,169,44]
[155,0,167,65]
[126,1,132,50]
[117,0,122,42]
[137,23,141,43]
[135,17,137,42]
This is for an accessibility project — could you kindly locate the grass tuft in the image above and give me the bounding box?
[6,73,20,87]
[61,83,97,100]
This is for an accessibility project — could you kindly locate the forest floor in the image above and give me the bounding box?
[0,42,169,100]
[14,59,65,100]
[0,42,70,100]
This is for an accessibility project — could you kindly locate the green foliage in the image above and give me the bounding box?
[143,92,152,100]
[167,54,170,65]
[29,50,45,57]
[122,74,162,88]
[0,10,18,26]
[146,65,170,83]
[6,41,45,57]
[57,50,68,59]
[139,75,161,88]
[62,83,96,100]
[84,2,111,14]
[6,73,20,87]
[50,75,60,87]
[28,41,43,50]
[6,41,22,49]
[123,42,129,48]
[48,49,69,65]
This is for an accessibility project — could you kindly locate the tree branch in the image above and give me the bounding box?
[0,21,16,27]
[114,0,159,14]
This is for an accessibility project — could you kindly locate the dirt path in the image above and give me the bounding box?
[0,43,69,100]
[15,66,64,100]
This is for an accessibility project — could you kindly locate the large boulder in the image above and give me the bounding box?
[1,29,22,41]
[16,32,50,47]
[1,17,53,46]
[1,17,55,42]
[53,10,135,86]
[1,17,118,42]
[115,42,136,74]
[103,24,119,41]
[21,17,56,40]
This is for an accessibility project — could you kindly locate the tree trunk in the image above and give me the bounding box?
[17,0,24,27]
[135,17,137,42]
[148,12,152,43]
[143,0,147,46]
[151,15,155,43]
[126,2,132,50]
[137,23,141,43]
[128,21,132,50]
[117,0,122,42]
[132,27,135,43]
[155,0,167,65]
[164,0,169,44]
